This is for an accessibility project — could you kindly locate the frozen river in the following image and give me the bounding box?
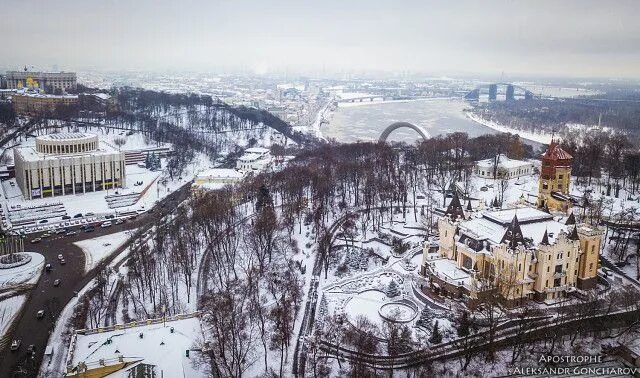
[322,98,540,147]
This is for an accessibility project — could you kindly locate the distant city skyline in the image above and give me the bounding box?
[2,0,640,79]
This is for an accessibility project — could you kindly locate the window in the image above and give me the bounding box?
[558,174,563,179]
[554,278,562,287]
[547,266,550,272]
[518,263,522,272]
[589,263,594,270]
[555,264,562,273]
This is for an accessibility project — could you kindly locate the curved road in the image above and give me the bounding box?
[0,184,191,377]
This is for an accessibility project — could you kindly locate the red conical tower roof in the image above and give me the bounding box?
[542,141,573,161]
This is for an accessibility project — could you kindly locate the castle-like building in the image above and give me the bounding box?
[537,140,574,212]
[421,142,602,305]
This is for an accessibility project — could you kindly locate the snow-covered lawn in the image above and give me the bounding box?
[0,252,45,290]
[343,290,388,328]
[74,230,137,273]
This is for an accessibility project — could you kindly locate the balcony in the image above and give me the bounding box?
[545,284,570,293]
[553,271,566,279]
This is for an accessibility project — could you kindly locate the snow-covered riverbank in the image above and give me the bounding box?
[464,111,553,145]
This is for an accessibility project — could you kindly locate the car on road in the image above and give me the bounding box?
[60,259,66,265]
[115,218,125,225]
[27,344,36,355]
[45,263,52,272]
[37,310,45,318]
[31,238,41,244]
[54,279,61,287]
[101,221,112,228]
[62,215,71,220]
[55,228,66,235]
[85,212,95,217]
[58,254,64,260]
[10,340,20,351]
[65,230,79,236]
[85,227,95,233]
[105,214,115,219]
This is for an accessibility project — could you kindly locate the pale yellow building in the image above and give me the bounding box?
[12,92,78,116]
[537,141,574,212]
[422,198,602,305]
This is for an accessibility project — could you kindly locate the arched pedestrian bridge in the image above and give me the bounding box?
[379,122,430,143]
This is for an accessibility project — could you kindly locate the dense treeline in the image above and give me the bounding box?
[561,129,640,197]
[476,95,640,142]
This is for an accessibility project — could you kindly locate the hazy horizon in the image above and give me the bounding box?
[2,0,640,79]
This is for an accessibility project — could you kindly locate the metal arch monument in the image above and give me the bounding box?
[378,122,430,143]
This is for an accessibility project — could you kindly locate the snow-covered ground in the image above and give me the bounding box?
[74,229,138,273]
[0,294,27,347]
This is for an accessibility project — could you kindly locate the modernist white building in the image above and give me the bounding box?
[14,133,126,199]
[473,154,535,179]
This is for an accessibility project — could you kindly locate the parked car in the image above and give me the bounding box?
[37,310,45,318]
[54,279,61,287]
[39,219,48,224]
[65,230,79,236]
[115,219,124,225]
[101,221,112,228]
[85,212,95,217]
[62,215,71,220]
[85,227,95,233]
[27,344,36,354]
[55,228,66,234]
[31,238,41,244]
[60,259,66,265]
[10,340,20,351]
[73,213,83,218]
[45,263,52,272]
[105,214,115,219]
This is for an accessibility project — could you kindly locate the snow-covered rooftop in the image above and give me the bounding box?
[69,315,206,378]
[15,141,118,162]
[244,147,270,154]
[196,168,244,180]
[459,207,568,247]
[475,154,533,169]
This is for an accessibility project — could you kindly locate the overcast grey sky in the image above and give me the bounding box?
[1,0,639,78]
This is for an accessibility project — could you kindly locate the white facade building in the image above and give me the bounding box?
[192,168,244,191]
[236,147,272,172]
[473,154,534,179]
[14,133,126,199]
